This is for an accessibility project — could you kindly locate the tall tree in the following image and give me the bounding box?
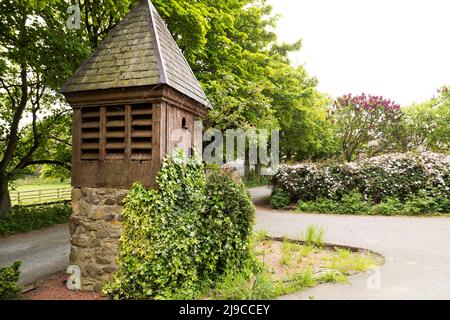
[0,0,85,215]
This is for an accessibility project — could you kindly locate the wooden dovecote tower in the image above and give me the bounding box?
[61,0,209,291]
[62,0,209,189]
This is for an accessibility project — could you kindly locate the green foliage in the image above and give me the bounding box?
[152,0,332,160]
[104,151,257,300]
[209,236,377,300]
[269,189,291,209]
[209,262,274,300]
[393,87,450,154]
[0,0,89,215]
[303,225,325,247]
[242,174,270,188]
[272,153,450,205]
[331,94,403,161]
[203,172,257,278]
[0,261,21,300]
[297,191,450,216]
[323,249,374,274]
[0,203,71,235]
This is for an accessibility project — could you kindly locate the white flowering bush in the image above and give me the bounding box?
[271,152,450,204]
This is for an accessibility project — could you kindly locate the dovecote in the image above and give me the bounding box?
[61,0,209,189]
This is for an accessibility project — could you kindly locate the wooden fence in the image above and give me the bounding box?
[10,187,72,206]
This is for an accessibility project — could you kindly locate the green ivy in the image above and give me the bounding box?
[104,151,257,300]
[0,261,21,300]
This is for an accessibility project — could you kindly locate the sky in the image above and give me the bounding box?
[268,0,450,106]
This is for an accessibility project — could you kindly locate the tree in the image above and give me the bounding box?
[331,94,403,162]
[267,61,338,162]
[0,0,88,215]
[154,0,331,166]
[393,86,450,154]
[0,0,331,216]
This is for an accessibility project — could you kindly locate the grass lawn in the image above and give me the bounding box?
[9,178,71,192]
[19,233,382,300]
[242,176,270,189]
[208,229,382,300]
[7,178,71,206]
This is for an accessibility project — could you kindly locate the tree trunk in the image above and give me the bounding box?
[244,158,251,178]
[0,179,11,218]
[255,159,262,179]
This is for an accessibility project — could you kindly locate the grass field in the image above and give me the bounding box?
[9,178,71,192]
[7,178,71,206]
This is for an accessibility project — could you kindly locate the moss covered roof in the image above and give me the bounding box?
[61,0,209,107]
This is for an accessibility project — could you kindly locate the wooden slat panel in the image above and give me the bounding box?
[106,110,125,116]
[125,105,132,160]
[106,131,125,138]
[81,143,100,150]
[82,122,100,129]
[99,106,106,161]
[106,143,125,149]
[82,111,100,118]
[132,109,153,115]
[73,108,81,163]
[82,132,100,139]
[132,119,152,126]
[131,131,152,138]
[107,120,125,127]
[131,142,152,149]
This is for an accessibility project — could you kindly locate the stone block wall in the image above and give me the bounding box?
[70,187,128,292]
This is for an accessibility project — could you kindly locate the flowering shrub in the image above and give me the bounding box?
[271,152,450,205]
[331,94,403,161]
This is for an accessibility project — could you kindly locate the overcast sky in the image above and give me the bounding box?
[268,0,450,106]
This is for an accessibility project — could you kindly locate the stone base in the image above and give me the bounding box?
[70,187,128,292]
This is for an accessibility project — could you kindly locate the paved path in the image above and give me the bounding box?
[251,186,450,300]
[0,224,70,286]
[1,187,450,299]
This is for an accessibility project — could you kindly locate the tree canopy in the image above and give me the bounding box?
[0,0,335,215]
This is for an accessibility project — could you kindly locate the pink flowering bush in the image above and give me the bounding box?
[331,94,403,161]
[271,152,450,205]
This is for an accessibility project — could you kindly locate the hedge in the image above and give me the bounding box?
[0,203,71,236]
[271,152,450,204]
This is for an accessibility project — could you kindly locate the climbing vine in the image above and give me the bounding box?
[104,151,257,299]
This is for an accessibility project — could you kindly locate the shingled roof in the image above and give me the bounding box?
[61,0,210,107]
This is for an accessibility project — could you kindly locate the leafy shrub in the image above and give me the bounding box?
[0,261,21,300]
[297,191,450,216]
[104,151,257,300]
[0,203,71,235]
[269,189,291,209]
[203,172,257,278]
[370,198,403,215]
[272,152,450,206]
[298,192,371,215]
